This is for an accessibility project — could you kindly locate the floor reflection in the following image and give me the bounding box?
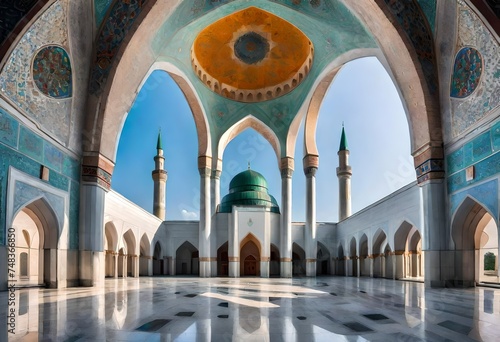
[2,277,500,341]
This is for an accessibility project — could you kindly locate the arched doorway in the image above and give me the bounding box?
[123,230,136,277]
[359,234,369,277]
[292,243,305,276]
[10,198,58,288]
[139,234,151,276]
[394,221,423,280]
[384,244,394,279]
[270,244,280,277]
[337,245,345,276]
[152,241,163,275]
[349,237,357,277]
[104,222,118,278]
[217,242,229,276]
[240,235,261,277]
[452,197,499,286]
[372,229,388,278]
[316,242,330,275]
[176,241,199,275]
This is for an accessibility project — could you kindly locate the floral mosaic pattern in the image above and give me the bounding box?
[90,0,149,95]
[450,47,483,98]
[0,0,72,144]
[33,45,73,98]
[382,0,437,94]
[449,1,500,139]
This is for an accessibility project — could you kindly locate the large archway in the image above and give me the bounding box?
[176,241,199,276]
[337,244,346,276]
[452,197,499,286]
[10,198,59,288]
[123,230,137,278]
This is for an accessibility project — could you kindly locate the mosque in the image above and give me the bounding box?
[0,0,499,339]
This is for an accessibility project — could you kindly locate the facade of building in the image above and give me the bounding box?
[0,0,499,292]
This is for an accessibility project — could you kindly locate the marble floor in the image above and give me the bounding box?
[1,276,500,341]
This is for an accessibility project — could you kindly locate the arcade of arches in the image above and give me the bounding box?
[0,1,499,340]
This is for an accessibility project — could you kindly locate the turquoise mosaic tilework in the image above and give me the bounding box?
[493,121,500,151]
[44,142,64,173]
[447,150,500,194]
[450,179,498,221]
[63,155,81,181]
[69,180,80,249]
[0,109,80,247]
[0,108,19,148]
[416,0,436,33]
[94,0,114,28]
[447,122,499,193]
[19,126,43,162]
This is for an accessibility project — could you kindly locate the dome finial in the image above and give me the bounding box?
[248,161,251,170]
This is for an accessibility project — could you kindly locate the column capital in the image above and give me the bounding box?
[304,166,317,178]
[303,154,319,169]
[81,153,114,191]
[211,169,222,179]
[198,155,212,169]
[199,167,211,177]
[280,157,294,178]
[412,145,444,184]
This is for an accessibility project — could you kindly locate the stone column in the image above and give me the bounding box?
[369,255,374,278]
[113,254,118,278]
[394,251,404,279]
[304,154,318,277]
[229,209,239,277]
[280,157,294,278]
[420,179,448,287]
[211,169,221,216]
[79,154,113,287]
[198,156,212,277]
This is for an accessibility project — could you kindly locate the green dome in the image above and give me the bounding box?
[219,169,280,213]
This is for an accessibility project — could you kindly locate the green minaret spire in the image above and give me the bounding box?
[339,124,348,151]
[156,128,163,150]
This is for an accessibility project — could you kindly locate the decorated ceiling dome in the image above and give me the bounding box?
[191,6,314,103]
[219,168,280,213]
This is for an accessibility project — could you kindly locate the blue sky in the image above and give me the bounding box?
[113,57,415,222]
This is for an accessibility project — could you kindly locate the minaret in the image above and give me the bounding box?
[336,125,352,221]
[152,130,167,220]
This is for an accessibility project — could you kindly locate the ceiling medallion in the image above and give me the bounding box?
[191,7,314,103]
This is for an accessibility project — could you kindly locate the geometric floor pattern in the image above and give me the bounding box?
[2,276,500,341]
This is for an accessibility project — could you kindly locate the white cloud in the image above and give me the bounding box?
[181,209,198,220]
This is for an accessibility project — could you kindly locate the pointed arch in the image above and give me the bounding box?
[292,243,306,276]
[176,241,199,275]
[372,228,388,255]
[216,115,281,170]
[140,233,151,257]
[123,229,136,255]
[240,233,262,257]
[104,222,118,252]
[394,220,415,251]
[85,60,211,165]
